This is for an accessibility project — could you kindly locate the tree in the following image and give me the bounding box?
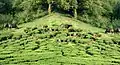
[0,2,5,13]
[114,2,120,20]
[0,0,12,13]
[70,0,78,18]
[12,0,45,23]
[47,0,56,14]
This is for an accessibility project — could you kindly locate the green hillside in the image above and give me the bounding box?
[19,13,104,32]
[0,13,120,65]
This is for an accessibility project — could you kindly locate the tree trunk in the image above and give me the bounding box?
[74,9,77,19]
[110,14,113,22]
[48,3,51,14]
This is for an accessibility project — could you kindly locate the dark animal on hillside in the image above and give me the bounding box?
[43,25,48,28]
[105,28,114,33]
[3,23,18,28]
[114,28,120,33]
[68,28,76,32]
[9,23,18,28]
[4,23,9,28]
[64,24,72,29]
[61,24,72,29]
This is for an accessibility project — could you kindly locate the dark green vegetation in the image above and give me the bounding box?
[0,0,120,65]
[0,14,120,65]
[0,0,120,28]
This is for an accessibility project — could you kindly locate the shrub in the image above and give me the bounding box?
[112,38,120,45]
[86,34,93,39]
[0,14,13,24]
[76,28,83,32]
[0,31,13,41]
[112,20,120,28]
[22,34,29,38]
[32,27,38,31]
[85,46,94,56]
[103,39,114,45]
[79,39,91,44]
[68,28,76,32]
[0,36,7,41]
[36,34,47,39]
[12,33,22,40]
[24,27,32,33]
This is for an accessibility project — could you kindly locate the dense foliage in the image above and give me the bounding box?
[0,0,120,28]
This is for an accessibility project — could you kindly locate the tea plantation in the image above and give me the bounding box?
[0,14,120,65]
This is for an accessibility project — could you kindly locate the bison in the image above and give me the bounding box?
[114,28,120,33]
[105,28,114,33]
[61,24,72,29]
[4,23,9,28]
[3,23,18,28]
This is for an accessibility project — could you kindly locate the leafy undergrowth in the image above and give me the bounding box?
[0,14,120,65]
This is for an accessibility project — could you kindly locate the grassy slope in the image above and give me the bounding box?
[19,13,104,32]
[0,13,120,65]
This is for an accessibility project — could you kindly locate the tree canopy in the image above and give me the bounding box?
[0,0,120,28]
